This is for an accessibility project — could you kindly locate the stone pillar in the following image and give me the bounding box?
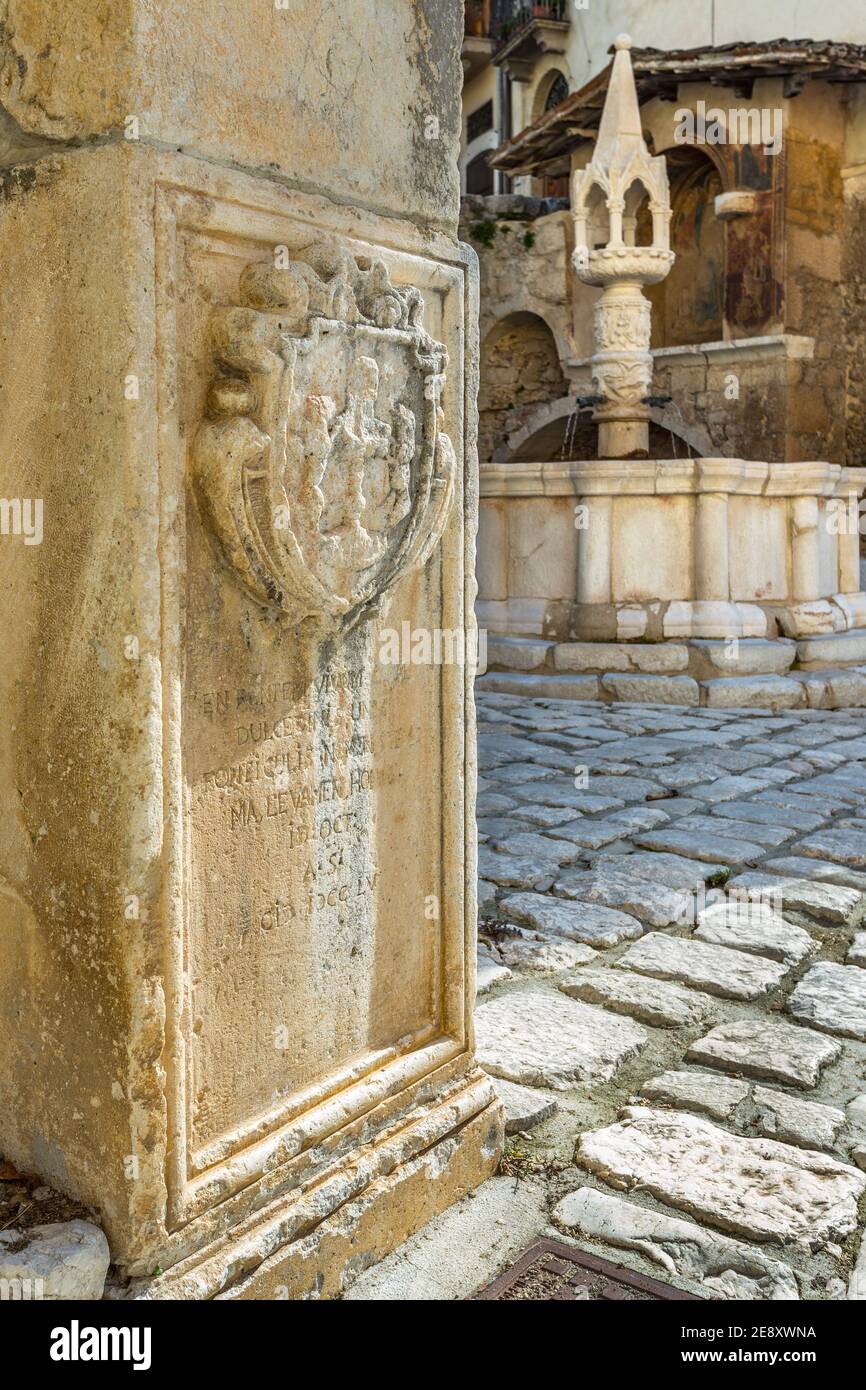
[576,497,612,604]
[791,496,822,601]
[0,2,501,1299]
[694,493,730,601]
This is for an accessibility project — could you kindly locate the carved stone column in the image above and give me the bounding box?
[0,1,501,1299]
[572,36,674,459]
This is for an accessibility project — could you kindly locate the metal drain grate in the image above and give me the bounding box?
[472,1239,702,1301]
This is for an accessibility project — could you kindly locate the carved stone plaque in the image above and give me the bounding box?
[156,185,472,1221]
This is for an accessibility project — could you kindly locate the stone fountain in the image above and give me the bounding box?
[476,36,866,710]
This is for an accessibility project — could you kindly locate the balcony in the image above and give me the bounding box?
[463,2,570,84]
[492,4,571,83]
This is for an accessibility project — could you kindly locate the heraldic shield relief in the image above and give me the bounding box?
[191,240,456,630]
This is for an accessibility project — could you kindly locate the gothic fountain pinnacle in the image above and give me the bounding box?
[572,34,675,459]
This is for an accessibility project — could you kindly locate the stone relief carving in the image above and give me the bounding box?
[191,241,455,629]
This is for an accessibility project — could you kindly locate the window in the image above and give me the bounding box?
[465,151,494,195]
[467,99,494,144]
[544,71,569,112]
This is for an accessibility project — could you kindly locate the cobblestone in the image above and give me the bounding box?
[476,695,866,1298]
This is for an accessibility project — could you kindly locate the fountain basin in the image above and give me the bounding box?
[476,457,866,707]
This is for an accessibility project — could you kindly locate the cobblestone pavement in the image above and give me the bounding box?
[475,691,866,1301]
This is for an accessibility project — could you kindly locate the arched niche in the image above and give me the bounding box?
[640,146,725,345]
[478,312,569,462]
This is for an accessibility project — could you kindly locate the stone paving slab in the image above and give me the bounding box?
[759,856,866,892]
[553,1187,800,1300]
[475,693,866,1299]
[498,892,644,947]
[492,831,582,865]
[634,826,766,866]
[475,989,647,1090]
[791,829,866,868]
[640,1069,846,1152]
[788,962,866,1041]
[711,800,827,832]
[640,1070,750,1121]
[592,850,727,891]
[553,868,692,927]
[751,1087,846,1152]
[675,813,795,848]
[495,937,597,973]
[725,871,863,924]
[491,1078,558,1135]
[477,846,556,892]
[687,1017,841,1089]
[694,899,814,967]
[577,1107,865,1246]
[559,968,715,1029]
[616,932,788,1001]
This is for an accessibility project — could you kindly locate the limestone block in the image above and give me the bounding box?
[601,674,700,706]
[617,933,787,1001]
[477,502,508,600]
[664,601,767,639]
[553,642,688,673]
[687,1018,841,1089]
[688,638,796,679]
[0,1221,110,1301]
[0,0,462,234]
[0,4,495,1298]
[475,989,647,1090]
[554,1186,799,1299]
[577,1107,865,1246]
[702,675,806,710]
[612,496,692,602]
[486,635,551,671]
[788,962,866,1041]
[798,629,866,664]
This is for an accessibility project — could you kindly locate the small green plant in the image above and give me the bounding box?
[470,219,498,248]
[522,229,536,251]
[500,1137,544,1179]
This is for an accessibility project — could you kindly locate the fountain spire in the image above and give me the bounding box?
[571,35,675,458]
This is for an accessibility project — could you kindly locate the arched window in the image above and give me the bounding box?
[544,71,569,112]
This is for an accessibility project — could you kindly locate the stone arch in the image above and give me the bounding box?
[532,67,570,122]
[478,312,569,463]
[493,395,713,463]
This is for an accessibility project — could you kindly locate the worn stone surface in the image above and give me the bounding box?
[759,855,866,892]
[554,869,691,927]
[751,1088,846,1152]
[498,892,644,947]
[475,989,647,1090]
[560,968,714,1029]
[496,938,596,973]
[694,900,814,967]
[477,945,512,995]
[640,1070,751,1121]
[490,1079,558,1135]
[848,932,866,967]
[788,962,866,1041]
[0,5,500,1300]
[0,1221,110,1301]
[577,1107,865,1246]
[793,829,866,868]
[725,872,862,924]
[688,1018,841,1089]
[635,827,765,866]
[617,933,787,1001]
[553,1187,799,1300]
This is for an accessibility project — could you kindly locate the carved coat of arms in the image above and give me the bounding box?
[192,241,455,629]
